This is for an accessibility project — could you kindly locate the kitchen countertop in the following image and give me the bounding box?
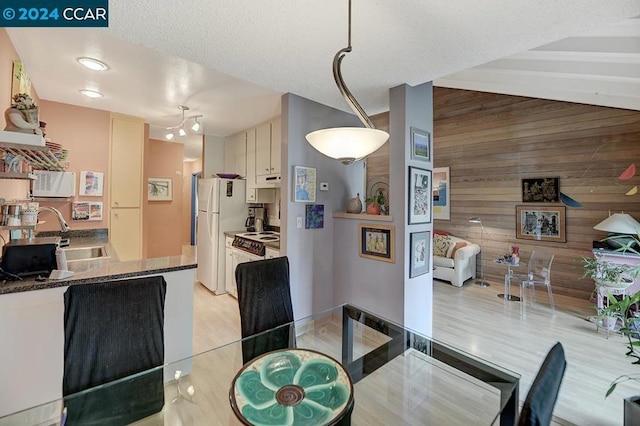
[0,234,196,295]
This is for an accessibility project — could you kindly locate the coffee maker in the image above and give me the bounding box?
[245,207,265,232]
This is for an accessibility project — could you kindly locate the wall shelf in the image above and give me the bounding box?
[333,212,394,222]
[0,172,36,180]
[0,139,68,172]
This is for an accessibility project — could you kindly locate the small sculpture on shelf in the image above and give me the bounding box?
[346,193,362,214]
[4,93,42,135]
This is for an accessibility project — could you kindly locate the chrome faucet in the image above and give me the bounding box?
[37,206,70,232]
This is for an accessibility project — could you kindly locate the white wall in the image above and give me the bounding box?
[281,93,364,319]
[203,134,225,178]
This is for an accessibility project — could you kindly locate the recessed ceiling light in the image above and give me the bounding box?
[78,57,109,71]
[80,89,103,99]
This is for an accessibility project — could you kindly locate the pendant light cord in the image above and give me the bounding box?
[332,0,375,129]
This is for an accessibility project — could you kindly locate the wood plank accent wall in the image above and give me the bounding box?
[432,87,640,300]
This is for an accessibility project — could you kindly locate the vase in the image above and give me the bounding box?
[624,395,640,426]
[346,193,362,213]
[366,202,381,215]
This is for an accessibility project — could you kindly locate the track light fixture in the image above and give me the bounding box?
[164,105,204,140]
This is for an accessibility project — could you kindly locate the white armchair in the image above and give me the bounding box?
[432,235,481,287]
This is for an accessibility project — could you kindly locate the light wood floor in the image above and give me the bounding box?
[192,279,633,426]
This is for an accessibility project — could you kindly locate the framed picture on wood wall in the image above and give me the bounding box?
[432,167,450,220]
[521,177,560,203]
[359,224,395,263]
[516,205,566,242]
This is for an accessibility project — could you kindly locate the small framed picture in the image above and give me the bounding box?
[294,166,317,203]
[359,224,395,263]
[305,204,324,229]
[79,171,104,196]
[410,127,431,162]
[148,177,172,201]
[522,177,560,203]
[433,167,450,220]
[410,231,431,278]
[408,166,432,224]
[516,205,566,242]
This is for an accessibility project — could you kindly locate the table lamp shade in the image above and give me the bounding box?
[594,213,640,235]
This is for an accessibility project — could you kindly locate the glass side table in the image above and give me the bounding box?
[495,259,526,301]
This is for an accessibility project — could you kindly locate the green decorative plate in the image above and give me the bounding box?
[230,349,353,426]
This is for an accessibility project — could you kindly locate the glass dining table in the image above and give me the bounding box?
[1,304,520,426]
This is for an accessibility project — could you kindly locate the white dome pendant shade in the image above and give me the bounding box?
[306,127,388,165]
[305,0,389,164]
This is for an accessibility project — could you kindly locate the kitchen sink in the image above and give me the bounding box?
[62,245,110,262]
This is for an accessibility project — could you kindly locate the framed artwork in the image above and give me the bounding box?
[516,205,566,242]
[148,177,173,201]
[305,204,324,229]
[294,166,317,202]
[410,127,430,162]
[410,231,431,278]
[359,224,395,263]
[79,171,104,196]
[522,177,560,203]
[408,166,432,224]
[72,202,103,221]
[432,167,450,220]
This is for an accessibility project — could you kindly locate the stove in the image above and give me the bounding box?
[232,232,280,257]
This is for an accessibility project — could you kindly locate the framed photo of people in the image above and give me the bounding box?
[359,224,395,263]
[515,205,566,242]
[409,231,431,278]
[408,166,432,224]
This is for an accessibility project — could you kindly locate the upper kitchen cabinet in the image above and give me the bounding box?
[255,117,281,187]
[110,114,144,208]
[246,128,275,204]
[224,131,247,178]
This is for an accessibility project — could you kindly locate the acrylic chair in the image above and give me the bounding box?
[518,251,556,317]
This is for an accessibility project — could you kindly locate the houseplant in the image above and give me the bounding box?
[365,190,387,215]
[580,254,640,288]
[598,291,640,425]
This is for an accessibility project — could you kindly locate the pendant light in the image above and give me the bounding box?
[305,0,389,165]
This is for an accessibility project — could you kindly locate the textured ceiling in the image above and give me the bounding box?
[7,1,640,159]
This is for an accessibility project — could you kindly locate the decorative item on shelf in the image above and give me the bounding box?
[304,0,388,164]
[4,93,41,135]
[365,190,386,215]
[345,193,362,214]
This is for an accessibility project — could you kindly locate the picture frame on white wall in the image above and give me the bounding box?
[148,177,172,201]
[408,166,432,224]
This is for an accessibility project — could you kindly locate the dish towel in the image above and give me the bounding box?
[62,276,166,425]
[236,256,294,364]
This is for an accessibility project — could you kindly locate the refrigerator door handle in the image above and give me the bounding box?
[207,212,214,241]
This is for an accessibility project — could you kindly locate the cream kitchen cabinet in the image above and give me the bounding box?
[109,113,144,260]
[110,208,142,261]
[255,117,281,186]
[110,114,144,208]
[224,132,246,178]
[245,127,276,204]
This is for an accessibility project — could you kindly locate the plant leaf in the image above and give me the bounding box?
[606,383,617,398]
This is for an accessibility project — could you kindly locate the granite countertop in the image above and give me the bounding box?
[0,230,196,295]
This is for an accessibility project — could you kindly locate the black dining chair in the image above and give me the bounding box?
[518,342,567,426]
[63,276,167,425]
[235,256,295,364]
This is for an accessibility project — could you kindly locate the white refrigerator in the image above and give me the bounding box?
[196,178,246,294]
